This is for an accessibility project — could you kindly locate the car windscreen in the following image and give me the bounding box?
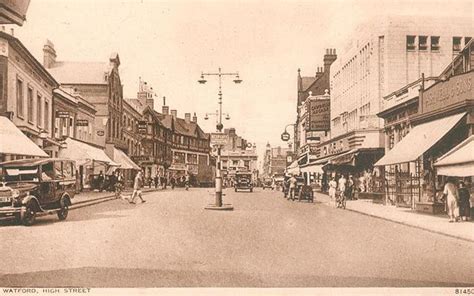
[0,166,39,182]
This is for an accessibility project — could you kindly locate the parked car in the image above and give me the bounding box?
[0,158,77,226]
[262,177,274,190]
[234,172,253,192]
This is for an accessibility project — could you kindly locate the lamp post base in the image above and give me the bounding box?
[204,204,234,211]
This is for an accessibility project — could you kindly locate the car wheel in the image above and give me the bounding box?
[250,188,253,192]
[57,203,69,221]
[235,188,237,192]
[22,201,37,226]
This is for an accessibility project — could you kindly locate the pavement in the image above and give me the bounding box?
[0,187,473,287]
[314,191,474,242]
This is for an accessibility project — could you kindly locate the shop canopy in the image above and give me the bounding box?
[0,116,48,157]
[434,135,474,177]
[58,138,118,166]
[111,148,141,170]
[329,148,385,167]
[375,112,466,166]
[286,160,300,175]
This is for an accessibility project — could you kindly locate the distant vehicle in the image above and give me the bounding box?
[262,177,274,190]
[234,171,253,192]
[0,158,76,226]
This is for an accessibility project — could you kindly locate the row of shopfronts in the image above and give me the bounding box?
[286,40,474,214]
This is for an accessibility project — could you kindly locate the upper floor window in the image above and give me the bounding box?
[453,37,462,51]
[37,94,42,128]
[406,35,416,51]
[27,86,34,123]
[418,36,428,50]
[16,78,24,118]
[44,100,49,131]
[431,36,440,51]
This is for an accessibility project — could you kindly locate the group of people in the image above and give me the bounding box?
[95,170,124,193]
[327,174,356,204]
[442,178,471,223]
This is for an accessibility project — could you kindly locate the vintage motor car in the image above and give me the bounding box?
[262,177,274,190]
[234,171,253,192]
[0,158,76,226]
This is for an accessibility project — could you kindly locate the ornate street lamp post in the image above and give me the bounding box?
[198,67,242,210]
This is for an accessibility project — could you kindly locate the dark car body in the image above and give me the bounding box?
[262,177,274,190]
[0,158,76,225]
[234,172,253,192]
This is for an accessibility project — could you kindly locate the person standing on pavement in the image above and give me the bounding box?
[97,171,105,192]
[458,181,471,221]
[130,171,146,204]
[328,177,337,201]
[185,173,190,190]
[154,175,159,189]
[170,176,176,190]
[443,178,459,222]
[338,174,347,200]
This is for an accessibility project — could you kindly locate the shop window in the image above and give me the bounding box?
[431,36,440,51]
[418,36,428,50]
[406,35,416,51]
[453,37,462,51]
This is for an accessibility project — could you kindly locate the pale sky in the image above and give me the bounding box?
[8,0,472,165]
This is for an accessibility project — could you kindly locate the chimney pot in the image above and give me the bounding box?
[185,113,191,123]
[192,112,197,123]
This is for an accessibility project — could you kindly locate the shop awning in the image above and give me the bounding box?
[0,117,48,157]
[286,160,300,175]
[300,163,324,174]
[111,148,141,170]
[58,138,118,166]
[375,112,466,166]
[329,148,385,167]
[434,135,474,177]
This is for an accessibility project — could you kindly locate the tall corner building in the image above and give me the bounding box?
[318,15,472,173]
[330,15,472,138]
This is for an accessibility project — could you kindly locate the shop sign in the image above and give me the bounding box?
[56,111,70,118]
[422,71,473,114]
[169,163,186,171]
[132,155,154,162]
[138,120,147,134]
[76,119,89,126]
[307,99,330,131]
[210,133,228,146]
[96,130,105,136]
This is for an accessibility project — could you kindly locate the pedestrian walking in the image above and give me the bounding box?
[287,174,297,200]
[130,171,146,204]
[185,173,190,191]
[154,175,159,189]
[346,175,354,200]
[458,181,471,221]
[443,178,459,222]
[114,171,124,199]
[338,174,347,198]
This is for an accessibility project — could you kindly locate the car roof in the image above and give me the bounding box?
[0,158,73,167]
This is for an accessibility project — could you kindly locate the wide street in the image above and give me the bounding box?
[0,188,473,287]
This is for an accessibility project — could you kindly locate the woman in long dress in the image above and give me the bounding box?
[328,177,337,202]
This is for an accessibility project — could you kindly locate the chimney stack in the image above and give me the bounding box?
[162,96,169,114]
[323,48,337,73]
[192,112,197,123]
[171,109,177,118]
[43,39,56,69]
[315,66,324,79]
[184,113,191,123]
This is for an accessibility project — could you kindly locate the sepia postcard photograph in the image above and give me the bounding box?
[0,0,473,295]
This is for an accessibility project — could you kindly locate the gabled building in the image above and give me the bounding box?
[43,40,126,152]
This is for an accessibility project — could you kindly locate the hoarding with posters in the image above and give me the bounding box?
[306,99,330,131]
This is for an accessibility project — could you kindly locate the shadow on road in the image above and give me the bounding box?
[0,266,470,287]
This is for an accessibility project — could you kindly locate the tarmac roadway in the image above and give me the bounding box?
[0,188,473,287]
